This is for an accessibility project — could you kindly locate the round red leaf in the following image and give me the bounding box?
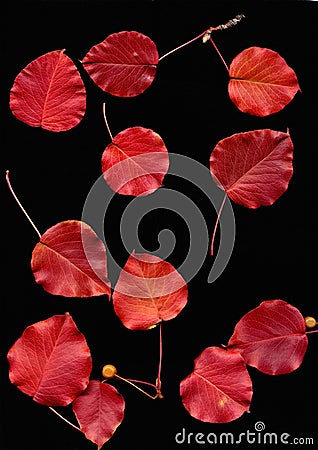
[10,50,86,132]
[73,380,125,449]
[31,220,111,298]
[102,126,169,196]
[228,47,300,116]
[82,31,158,97]
[180,347,252,423]
[113,252,188,330]
[210,129,293,208]
[228,300,308,375]
[7,313,92,406]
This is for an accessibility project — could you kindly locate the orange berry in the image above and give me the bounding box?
[305,316,317,329]
[102,364,117,379]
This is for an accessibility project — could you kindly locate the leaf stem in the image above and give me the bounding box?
[158,15,244,64]
[125,378,158,390]
[49,407,81,432]
[209,37,229,72]
[114,374,159,400]
[306,329,318,335]
[102,103,114,141]
[156,322,163,395]
[210,192,227,256]
[6,170,42,239]
[158,31,206,62]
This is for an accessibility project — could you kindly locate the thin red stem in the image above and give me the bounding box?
[156,322,163,393]
[49,407,81,432]
[159,15,243,65]
[114,374,158,400]
[125,378,158,390]
[6,170,42,239]
[102,103,114,141]
[210,192,227,256]
[209,37,229,72]
[158,31,206,62]
[306,329,318,335]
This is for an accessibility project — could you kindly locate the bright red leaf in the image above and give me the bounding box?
[102,126,169,196]
[227,300,308,375]
[113,252,188,330]
[10,50,86,132]
[82,31,158,97]
[210,129,294,208]
[31,220,111,298]
[7,313,92,406]
[180,347,252,423]
[73,380,125,449]
[228,47,300,116]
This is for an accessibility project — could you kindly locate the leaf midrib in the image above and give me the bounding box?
[34,316,67,396]
[41,51,64,126]
[231,77,292,88]
[83,61,157,68]
[39,240,107,287]
[225,138,286,192]
[195,372,241,406]
[229,332,305,349]
[111,141,160,187]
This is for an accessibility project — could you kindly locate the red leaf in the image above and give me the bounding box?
[102,126,169,196]
[7,313,92,406]
[113,252,188,330]
[82,31,158,97]
[180,347,252,423]
[228,47,300,116]
[228,300,308,375]
[31,220,111,298]
[73,380,125,449]
[210,129,293,208]
[10,50,86,132]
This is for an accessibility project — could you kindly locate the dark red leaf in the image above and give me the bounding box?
[228,300,308,375]
[180,347,252,423]
[82,31,158,97]
[10,50,86,132]
[31,220,111,298]
[228,47,300,116]
[102,126,169,196]
[113,252,188,330]
[73,380,125,449]
[210,129,293,208]
[7,313,92,406]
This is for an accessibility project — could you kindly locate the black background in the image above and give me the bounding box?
[1,1,317,449]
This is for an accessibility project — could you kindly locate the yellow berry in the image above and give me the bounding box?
[102,364,117,379]
[305,316,317,329]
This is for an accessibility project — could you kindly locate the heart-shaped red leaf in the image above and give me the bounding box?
[113,252,188,330]
[228,47,300,116]
[7,313,92,406]
[82,31,158,97]
[102,126,169,196]
[228,300,308,375]
[210,129,293,208]
[31,220,111,298]
[180,347,252,423]
[73,380,125,449]
[10,50,86,132]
